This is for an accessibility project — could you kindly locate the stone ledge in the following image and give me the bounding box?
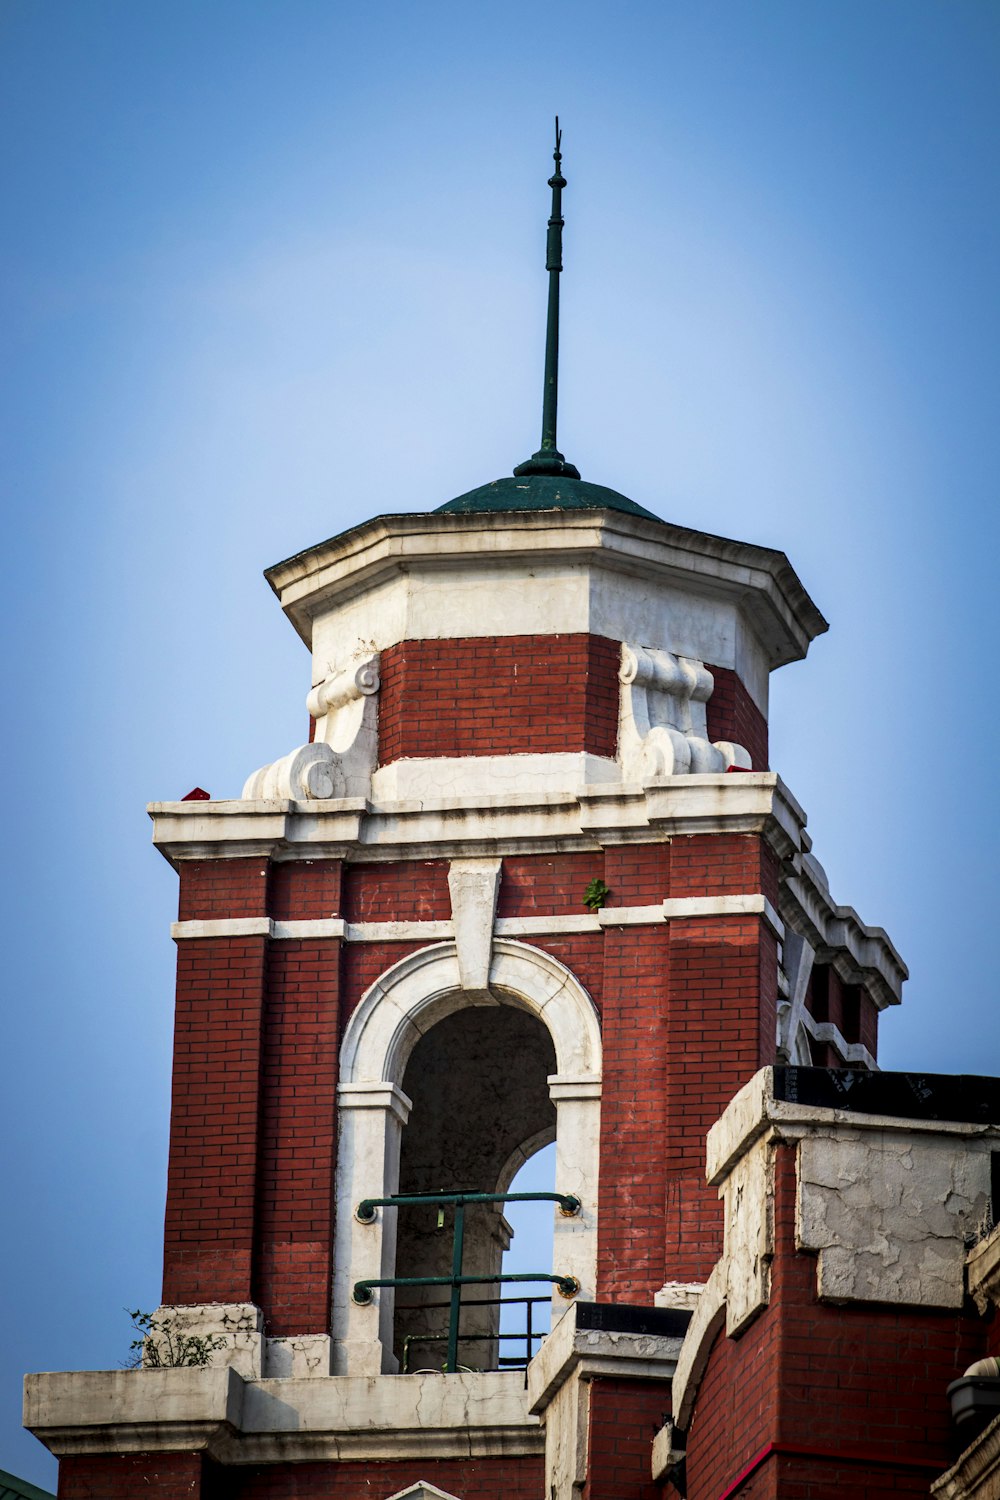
[24,1368,541,1464]
[527,1301,683,1414]
[931,1412,1000,1499]
[967,1224,1000,1315]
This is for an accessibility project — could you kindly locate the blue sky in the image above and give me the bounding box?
[3,0,999,1484]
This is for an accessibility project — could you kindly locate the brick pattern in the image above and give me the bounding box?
[586,1379,670,1500]
[682,1144,985,1500]
[670,833,778,905]
[163,937,267,1305]
[597,925,671,1297]
[343,859,451,922]
[499,852,606,917]
[59,1454,203,1498]
[178,859,269,921]
[252,940,340,1334]
[340,940,430,1022]
[529,933,607,1015]
[209,1456,544,1498]
[377,633,620,762]
[267,860,342,920]
[705,663,769,771]
[662,916,778,1284]
[604,843,672,906]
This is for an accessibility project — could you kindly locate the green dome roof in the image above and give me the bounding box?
[436,474,660,522]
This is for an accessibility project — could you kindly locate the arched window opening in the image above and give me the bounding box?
[392,1005,557,1373]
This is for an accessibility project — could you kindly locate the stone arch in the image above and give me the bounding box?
[331,939,602,1376]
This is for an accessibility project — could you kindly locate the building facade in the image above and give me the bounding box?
[24,139,1000,1500]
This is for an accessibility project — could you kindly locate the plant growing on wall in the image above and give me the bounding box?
[583,878,610,912]
[124,1309,228,1369]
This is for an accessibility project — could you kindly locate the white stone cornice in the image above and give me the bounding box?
[263,508,827,672]
[780,852,907,1009]
[149,772,805,864]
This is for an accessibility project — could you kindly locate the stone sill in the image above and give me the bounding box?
[24,1367,541,1464]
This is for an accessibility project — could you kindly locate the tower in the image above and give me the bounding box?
[26,131,1000,1500]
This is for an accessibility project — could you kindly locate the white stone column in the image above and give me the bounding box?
[548,1074,602,1309]
[330,1081,412,1375]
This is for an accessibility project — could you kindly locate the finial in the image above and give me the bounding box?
[514,117,581,481]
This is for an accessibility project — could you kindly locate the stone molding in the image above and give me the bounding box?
[618,643,751,780]
[931,1413,1000,1499]
[263,508,827,678]
[150,771,804,865]
[170,894,784,945]
[386,1485,462,1500]
[24,1367,541,1464]
[967,1223,1000,1315]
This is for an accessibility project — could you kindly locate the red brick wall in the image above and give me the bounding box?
[499,852,606,916]
[178,859,269,921]
[252,940,341,1334]
[340,940,430,1021]
[682,1144,984,1500]
[59,1454,203,1498]
[267,861,342,920]
[662,916,778,1284]
[208,1456,543,1498]
[705,664,769,772]
[598,924,671,1297]
[343,859,451,922]
[671,834,779,906]
[586,1379,670,1500]
[377,633,620,763]
[163,936,267,1305]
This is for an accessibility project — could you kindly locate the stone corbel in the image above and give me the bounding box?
[242,655,380,801]
[618,644,751,782]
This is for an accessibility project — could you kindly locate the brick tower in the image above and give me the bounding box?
[27,132,1000,1500]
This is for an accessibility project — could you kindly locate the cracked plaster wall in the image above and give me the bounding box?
[797,1131,993,1308]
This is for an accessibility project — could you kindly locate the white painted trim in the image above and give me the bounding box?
[347,920,453,942]
[661,894,784,937]
[173,899,782,943]
[170,918,271,940]
[598,904,666,927]
[495,914,599,936]
[332,940,603,1377]
[272,919,347,940]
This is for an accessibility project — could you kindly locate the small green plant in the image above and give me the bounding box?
[583,878,610,912]
[125,1309,228,1370]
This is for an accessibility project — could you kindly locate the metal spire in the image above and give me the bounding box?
[514,118,581,480]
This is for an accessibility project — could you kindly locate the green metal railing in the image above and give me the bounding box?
[353,1189,581,1373]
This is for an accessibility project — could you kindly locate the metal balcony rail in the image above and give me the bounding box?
[353,1189,581,1373]
[399,1293,551,1373]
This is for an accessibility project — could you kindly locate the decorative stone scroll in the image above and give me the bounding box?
[242,655,380,801]
[617,644,751,781]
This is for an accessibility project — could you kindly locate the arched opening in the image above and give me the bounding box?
[331,940,601,1378]
[393,1005,557,1372]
